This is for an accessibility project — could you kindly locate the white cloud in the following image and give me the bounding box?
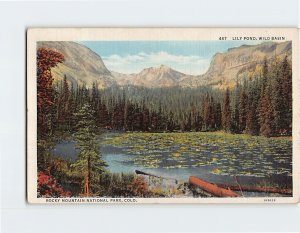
[103,51,210,75]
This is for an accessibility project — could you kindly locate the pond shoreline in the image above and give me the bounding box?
[50,131,293,197]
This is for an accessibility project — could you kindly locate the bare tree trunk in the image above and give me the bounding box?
[85,156,91,197]
[85,175,89,197]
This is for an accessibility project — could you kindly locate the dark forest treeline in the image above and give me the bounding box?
[53,82,222,133]
[49,56,291,138]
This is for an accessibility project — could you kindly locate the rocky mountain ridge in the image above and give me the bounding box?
[37,41,292,89]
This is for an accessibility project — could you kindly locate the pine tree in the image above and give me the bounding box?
[67,83,76,131]
[71,103,107,196]
[208,96,216,130]
[215,102,222,130]
[36,48,64,171]
[246,79,260,135]
[232,81,241,133]
[185,112,192,131]
[195,113,203,131]
[281,55,292,135]
[259,58,274,137]
[125,103,136,131]
[37,48,64,137]
[91,82,99,112]
[60,75,71,130]
[167,111,175,131]
[202,94,211,131]
[239,87,248,132]
[246,105,256,135]
[134,104,143,131]
[157,102,164,131]
[112,102,125,130]
[141,101,150,131]
[259,90,273,137]
[190,105,196,131]
[222,88,232,132]
[269,57,284,135]
[98,102,110,129]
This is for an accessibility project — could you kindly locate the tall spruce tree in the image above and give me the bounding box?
[222,88,232,132]
[232,81,241,133]
[202,94,211,131]
[239,87,249,132]
[269,57,284,135]
[281,55,292,135]
[246,78,260,135]
[209,96,216,130]
[259,58,274,137]
[37,48,64,138]
[67,83,76,131]
[72,103,107,196]
[60,75,71,130]
[215,102,222,130]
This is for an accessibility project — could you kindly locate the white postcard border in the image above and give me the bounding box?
[27,28,300,204]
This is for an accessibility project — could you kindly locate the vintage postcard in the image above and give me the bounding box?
[27,28,300,203]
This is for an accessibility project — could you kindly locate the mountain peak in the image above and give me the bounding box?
[39,41,292,90]
[159,64,171,71]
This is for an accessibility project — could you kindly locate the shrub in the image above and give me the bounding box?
[37,171,72,198]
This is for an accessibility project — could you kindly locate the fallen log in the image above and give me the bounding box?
[189,176,240,197]
[135,170,178,182]
[215,183,292,195]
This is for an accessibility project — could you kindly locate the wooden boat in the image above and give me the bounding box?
[189,176,240,197]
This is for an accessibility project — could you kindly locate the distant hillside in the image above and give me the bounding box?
[200,41,292,89]
[37,41,116,88]
[37,41,292,89]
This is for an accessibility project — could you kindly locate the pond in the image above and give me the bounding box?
[51,131,293,196]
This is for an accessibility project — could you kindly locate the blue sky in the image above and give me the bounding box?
[80,41,260,75]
